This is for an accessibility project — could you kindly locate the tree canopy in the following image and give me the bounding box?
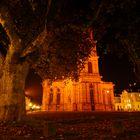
[0,0,139,82]
[0,0,94,82]
[91,0,140,83]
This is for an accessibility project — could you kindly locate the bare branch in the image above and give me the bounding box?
[89,0,105,26]
[20,29,47,58]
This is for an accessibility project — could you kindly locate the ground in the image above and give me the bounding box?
[0,111,140,139]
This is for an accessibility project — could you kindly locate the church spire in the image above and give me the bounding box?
[89,28,93,41]
[88,28,97,56]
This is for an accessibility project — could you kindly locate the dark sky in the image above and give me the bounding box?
[99,54,136,93]
[25,53,136,104]
[25,70,42,104]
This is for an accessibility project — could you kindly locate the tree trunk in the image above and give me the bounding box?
[0,8,29,121]
[0,61,29,121]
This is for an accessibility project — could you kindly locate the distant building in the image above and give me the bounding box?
[114,96,122,111]
[115,90,140,111]
[25,94,41,111]
[42,31,115,111]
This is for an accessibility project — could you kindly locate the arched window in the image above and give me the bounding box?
[88,62,92,73]
[49,89,53,104]
[57,93,60,105]
[56,88,61,105]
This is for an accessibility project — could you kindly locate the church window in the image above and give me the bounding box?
[108,94,112,104]
[57,94,60,105]
[89,84,93,88]
[49,89,53,104]
[88,62,92,73]
[56,88,61,105]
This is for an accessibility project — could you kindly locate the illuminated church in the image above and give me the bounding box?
[42,31,115,111]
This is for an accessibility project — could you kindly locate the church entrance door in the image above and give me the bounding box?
[90,89,95,111]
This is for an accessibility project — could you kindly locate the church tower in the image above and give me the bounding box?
[80,29,101,82]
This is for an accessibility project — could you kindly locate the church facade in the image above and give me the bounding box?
[42,36,115,111]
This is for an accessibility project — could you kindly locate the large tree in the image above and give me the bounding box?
[0,0,37,121]
[0,0,93,121]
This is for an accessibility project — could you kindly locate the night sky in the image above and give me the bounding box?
[25,70,42,104]
[99,54,136,93]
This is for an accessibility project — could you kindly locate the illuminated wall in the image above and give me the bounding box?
[42,41,115,111]
[115,90,140,111]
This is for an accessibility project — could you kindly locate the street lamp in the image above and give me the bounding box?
[106,90,109,93]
